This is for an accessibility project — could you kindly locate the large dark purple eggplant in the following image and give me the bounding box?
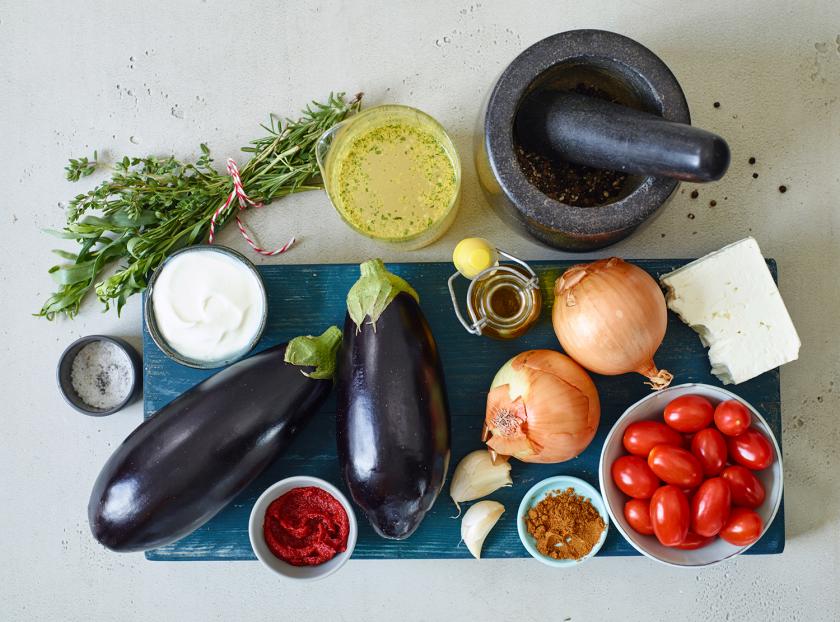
[336,260,451,540]
[88,327,341,552]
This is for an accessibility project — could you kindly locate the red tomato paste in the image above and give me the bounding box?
[263,486,349,566]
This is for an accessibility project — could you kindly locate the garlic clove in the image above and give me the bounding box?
[461,500,505,559]
[450,449,513,512]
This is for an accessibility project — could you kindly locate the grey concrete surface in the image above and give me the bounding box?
[1,1,838,620]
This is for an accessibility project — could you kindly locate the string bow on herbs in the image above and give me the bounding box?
[38,92,362,320]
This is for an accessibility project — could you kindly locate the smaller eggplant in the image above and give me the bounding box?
[337,260,451,540]
[89,327,340,553]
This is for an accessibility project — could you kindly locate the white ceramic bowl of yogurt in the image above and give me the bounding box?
[145,245,268,368]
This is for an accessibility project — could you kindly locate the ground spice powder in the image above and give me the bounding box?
[525,487,606,560]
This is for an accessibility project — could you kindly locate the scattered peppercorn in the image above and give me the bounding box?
[687,213,696,220]
[748,157,756,165]
[710,200,717,207]
[690,190,699,199]
[713,101,721,108]
[753,173,759,179]
[779,185,787,193]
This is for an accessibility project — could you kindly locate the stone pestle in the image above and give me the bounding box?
[516,91,730,183]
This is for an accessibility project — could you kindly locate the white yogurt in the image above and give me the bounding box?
[151,249,265,363]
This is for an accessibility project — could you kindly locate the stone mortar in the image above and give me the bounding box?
[477,29,691,251]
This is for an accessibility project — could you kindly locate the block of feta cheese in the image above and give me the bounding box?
[659,237,800,385]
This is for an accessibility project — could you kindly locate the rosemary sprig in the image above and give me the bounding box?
[39,92,362,320]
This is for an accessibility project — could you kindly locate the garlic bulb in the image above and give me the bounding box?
[461,500,505,559]
[450,450,513,514]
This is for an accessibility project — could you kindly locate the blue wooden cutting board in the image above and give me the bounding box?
[142,259,784,560]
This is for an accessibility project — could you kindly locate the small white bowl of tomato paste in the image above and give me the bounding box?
[249,476,357,581]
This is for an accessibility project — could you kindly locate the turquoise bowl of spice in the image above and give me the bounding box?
[517,475,609,567]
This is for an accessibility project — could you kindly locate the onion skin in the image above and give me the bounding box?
[552,258,673,389]
[484,350,600,463]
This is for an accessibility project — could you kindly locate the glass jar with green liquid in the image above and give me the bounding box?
[316,104,461,250]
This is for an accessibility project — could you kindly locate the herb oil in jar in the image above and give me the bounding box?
[468,264,542,339]
[317,105,461,249]
[451,238,542,340]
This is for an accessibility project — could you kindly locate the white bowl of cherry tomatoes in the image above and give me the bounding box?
[598,383,782,567]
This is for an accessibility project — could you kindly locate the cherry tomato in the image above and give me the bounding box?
[691,428,728,476]
[691,477,731,537]
[720,507,763,546]
[672,531,715,550]
[727,428,774,470]
[624,498,654,535]
[663,395,714,433]
[714,400,752,437]
[648,445,704,488]
[681,487,697,500]
[612,455,660,499]
[623,421,684,457]
[722,465,766,508]
[650,485,690,546]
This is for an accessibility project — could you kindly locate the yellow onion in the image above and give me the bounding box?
[552,257,673,389]
[483,350,600,463]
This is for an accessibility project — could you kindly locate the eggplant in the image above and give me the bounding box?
[336,260,451,539]
[88,327,341,552]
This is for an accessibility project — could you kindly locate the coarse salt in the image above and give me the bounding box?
[70,341,133,410]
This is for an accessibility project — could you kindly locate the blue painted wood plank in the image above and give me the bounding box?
[142,259,784,561]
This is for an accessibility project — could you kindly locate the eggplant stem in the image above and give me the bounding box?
[346,259,419,330]
[284,326,342,380]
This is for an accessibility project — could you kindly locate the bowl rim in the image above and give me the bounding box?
[516,474,610,567]
[56,334,142,416]
[143,244,268,369]
[247,476,357,581]
[598,382,784,568]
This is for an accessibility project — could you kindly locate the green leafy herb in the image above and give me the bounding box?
[64,151,98,181]
[39,93,362,320]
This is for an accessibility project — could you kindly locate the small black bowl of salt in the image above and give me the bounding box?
[57,335,142,416]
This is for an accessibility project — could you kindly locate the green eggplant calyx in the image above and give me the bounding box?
[346,259,419,330]
[284,326,342,380]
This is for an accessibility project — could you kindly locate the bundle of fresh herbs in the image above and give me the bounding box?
[39,92,362,320]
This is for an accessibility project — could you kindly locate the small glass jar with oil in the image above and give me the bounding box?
[448,238,542,339]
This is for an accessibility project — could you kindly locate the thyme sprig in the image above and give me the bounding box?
[39,92,361,319]
[64,151,98,181]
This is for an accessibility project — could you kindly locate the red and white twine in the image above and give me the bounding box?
[208,158,296,256]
